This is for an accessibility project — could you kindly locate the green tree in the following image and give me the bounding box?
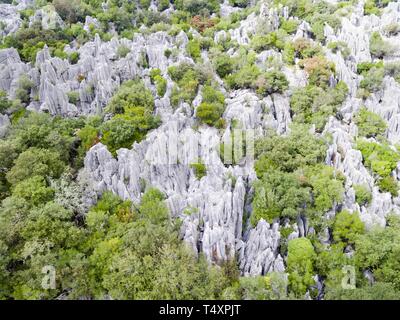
[287,237,316,297]
[354,107,387,138]
[6,148,65,185]
[332,210,364,245]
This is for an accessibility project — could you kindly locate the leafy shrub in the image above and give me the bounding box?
[187,38,201,60]
[354,107,387,138]
[370,32,394,58]
[356,61,384,75]
[290,81,348,132]
[299,56,335,88]
[355,216,400,290]
[102,80,159,154]
[354,184,372,206]
[13,176,54,206]
[384,23,400,36]
[213,53,235,78]
[0,91,11,113]
[250,31,286,52]
[252,126,344,226]
[53,0,86,24]
[158,0,170,11]
[293,38,323,59]
[196,85,225,126]
[106,80,154,115]
[6,147,65,186]
[174,0,220,15]
[254,126,327,175]
[67,91,79,105]
[378,176,398,196]
[287,237,316,297]
[101,110,159,155]
[255,70,289,95]
[149,69,167,96]
[356,140,400,178]
[190,162,207,179]
[15,76,33,105]
[384,62,400,83]
[252,169,311,223]
[359,67,384,93]
[68,51,79,64]
[327,41,350,59]
[229,0,249,8]
[117,45,130,58]
[280,19,299,34]
[168,62,208,106]
[333,210,364,245]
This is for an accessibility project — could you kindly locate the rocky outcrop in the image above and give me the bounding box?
[0,4,22,37]
[238,219,284,276]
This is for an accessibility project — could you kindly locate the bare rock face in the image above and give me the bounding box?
[238,219,284,276]
[3,0,400,281]
[0,48,30,98]
[29,5,65,30]
[0,114,10,137]
[0,3,22,37]
[83,113,248,263]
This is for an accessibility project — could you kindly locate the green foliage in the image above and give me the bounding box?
[187,38,201,60]
[67,91,80,105]
[250,31,286,52]
[384,23,400,36]
[290,82,348,132]
[359,67,385,94]
[370,31,393,58]
[354,216,400,290]
[0,91,12,113]
[327,41,351,59]
[1,22,73,63]
[357,61,384,75]
[117,45,130,58]
[252,126,344,226]
[229,0,249,8]
[256,70,289,95]
[354,107,387,138]
[6,148,65,186]
[68,51,80,64]
[196,85,225,126]
[13,176,54,206]
[254,127,327,175]
[252,169,311,223]
[280,19,299,34]
[102,80,159,154]
[326,282,400,300]
[106,80,154,115]
[238,273,288,300]
[174,0,220,15]
[293,38,323,59]
[356,140,400,178]
[53,0,87,24]
[149,69,167,96]
[168,62,208,107]
[190,162,207,179]
[225,63,261,90]
[354,184,372,206]
[333,210,364,245]
[384,61,400,83]
[287,237,316,297]
[314,243,352,291]
[15,76,33,105]
[304,164,345,215]
[299,56,336,88]
[378,176,399,197]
